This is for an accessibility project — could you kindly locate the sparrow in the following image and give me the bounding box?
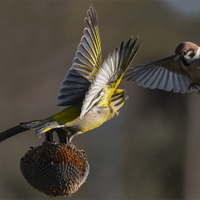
[125,41,200,93]
[0,5,141,143]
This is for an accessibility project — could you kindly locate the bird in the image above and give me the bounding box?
[0,5,141,143]
[125,41,200,94]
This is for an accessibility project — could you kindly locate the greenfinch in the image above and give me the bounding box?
[0,5,141,142]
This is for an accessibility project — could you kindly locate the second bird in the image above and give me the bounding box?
[125,41,200,93]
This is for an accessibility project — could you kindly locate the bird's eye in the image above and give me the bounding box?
[183,50,187,55]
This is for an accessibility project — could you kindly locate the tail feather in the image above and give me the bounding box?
[0,119,59,142]
[0,125,28,143]
[20,119,57,138]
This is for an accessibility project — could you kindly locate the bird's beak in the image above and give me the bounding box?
[174,54,180,61]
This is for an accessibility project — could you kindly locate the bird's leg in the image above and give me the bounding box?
[188,82,200,94]
[54,128,69,144]
[45,130,53,142]
[68,131,77,142]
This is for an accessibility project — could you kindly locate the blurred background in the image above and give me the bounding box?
[0,1,200,199]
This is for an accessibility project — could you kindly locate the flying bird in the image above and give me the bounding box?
[125,41,200,93]
[0,5,141,143]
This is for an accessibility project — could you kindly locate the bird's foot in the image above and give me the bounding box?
[45,130,53,142]
[55,128,68,144]
[188,83,200,94]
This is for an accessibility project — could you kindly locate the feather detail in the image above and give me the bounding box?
[57,5,101,106]
[20,120,58,138]
[125,55,195,93]
[80,37,142,118]
[110,89,129,113]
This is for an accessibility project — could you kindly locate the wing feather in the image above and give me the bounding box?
[80,37,141,118]
[125,55,195,93]
[57,5,101,106]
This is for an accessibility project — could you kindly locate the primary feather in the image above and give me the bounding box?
[125,55,195,93]
[80,37,142,118]
[57,5,101,106]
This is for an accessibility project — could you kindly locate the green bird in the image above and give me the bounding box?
[0,5,141,143]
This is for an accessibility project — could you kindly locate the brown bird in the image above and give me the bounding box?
[125,41,200,93]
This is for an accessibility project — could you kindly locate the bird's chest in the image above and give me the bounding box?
[69,106,113,133]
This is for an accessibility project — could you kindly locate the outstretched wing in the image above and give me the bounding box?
[57,5,102,106]
[80,37,141,118]
[125,56,195,93]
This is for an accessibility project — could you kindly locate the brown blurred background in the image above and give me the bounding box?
[0,1,200,199]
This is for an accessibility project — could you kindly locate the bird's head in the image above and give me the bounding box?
[174,42,200,66]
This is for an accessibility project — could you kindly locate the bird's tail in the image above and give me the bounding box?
[0,125,29,142]
[0,120,50,142]
[111,89,129,113]
[20,119,57,138]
